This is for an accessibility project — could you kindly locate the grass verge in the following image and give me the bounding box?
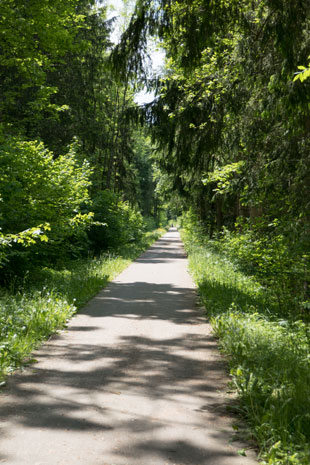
[181,226,310,465]
[0,229,164,383]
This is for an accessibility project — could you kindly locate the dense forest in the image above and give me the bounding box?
[0,0,166,282]
[1,1,310,464]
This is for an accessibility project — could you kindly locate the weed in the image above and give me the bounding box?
[181,223,310,465]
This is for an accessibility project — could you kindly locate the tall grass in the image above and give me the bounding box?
[182,226,310,465]
[0,229,164,383]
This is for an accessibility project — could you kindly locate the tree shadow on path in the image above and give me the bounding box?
[0,230,256,465]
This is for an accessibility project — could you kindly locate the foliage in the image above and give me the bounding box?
[87,189,144,252]
[130,131,157,217]
[0,134,93,276]
[0,0,86,131]
[218,219,310,315]
[203,162,245,195]
[0,0,159,282]
[0,224,51,269]
[0,136,92,232]
[181,214,310,465]
[0,289,76,381]
[143,216,157,232]
[294,57,310,83]
[36,3,151,207]
[214,312,310,465]
[118,0,310,245]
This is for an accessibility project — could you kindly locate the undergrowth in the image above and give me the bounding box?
[181,218,310,465]
[0,229,164,383]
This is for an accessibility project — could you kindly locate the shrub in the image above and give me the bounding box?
[0,135,93,277]
[218,218,310,314]
[87,190,145,252]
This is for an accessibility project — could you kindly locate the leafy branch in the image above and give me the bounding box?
[293,56,310,82]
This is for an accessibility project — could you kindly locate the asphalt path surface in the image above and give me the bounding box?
[0,228,257,465]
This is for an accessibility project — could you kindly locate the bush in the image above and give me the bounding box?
[218,218,310,314]
[179,209,208,245]
[143,216,157,232]
[0,134,93,277]
[87,190,145,252]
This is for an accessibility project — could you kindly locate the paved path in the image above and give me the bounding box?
[0,229,257,465]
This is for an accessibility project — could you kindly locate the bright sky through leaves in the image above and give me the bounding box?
[105,0,164,104]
